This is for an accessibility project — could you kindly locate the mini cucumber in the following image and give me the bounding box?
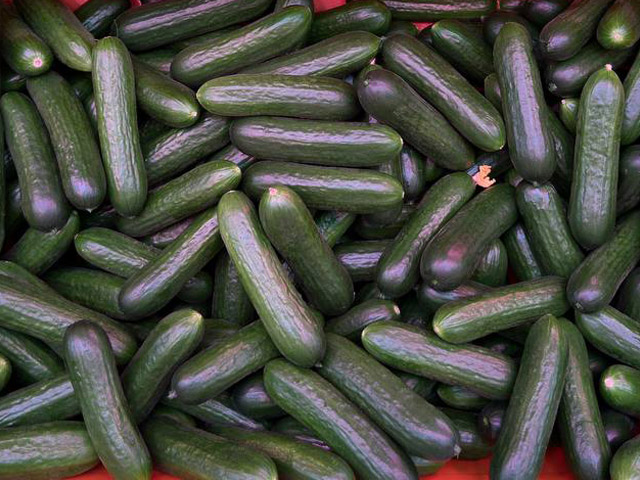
[334,240,389,282]
[417,280,492,314]
[597,0,640,50]
[559,98,579,133]
[600,364,640,418]
[0,326,63,385]
[523,0,569,26]
[212,252,255,326]
[231,373,284,420]
[610,434,640,480]
[617,268,640,321]
[260,186,354,316]
[325,298,400,340]
[602,409,636,450]
[309,0,390,42]
[502,223,544,281]
[380,0,496,21]
[75,0,130,37]
[622,50,640,145]
[437,385,490,411]
[471,239,508,287]
[440,408,492,460]
[162,396,266,431]
[208,143,256,171]
[362,321,517,399]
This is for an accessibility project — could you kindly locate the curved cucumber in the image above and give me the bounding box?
[502,223,544,281]
[0,4,52,76]
[0,326,63,385]
[212,252,255,326]
[597,0,640,50]
[622,50,640,145]
[309,0,390,42]
[600,364,640,418]
[75,0,130,38]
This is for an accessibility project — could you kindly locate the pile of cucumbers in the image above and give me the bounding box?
[0,0,639,478]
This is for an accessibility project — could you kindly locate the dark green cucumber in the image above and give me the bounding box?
[122,309,203,423]
[242,161,404,214]
[516,182,584,277]
[0,92,70,231]
[0,4,52,76]
[231,373,284,420]
[602,409,636,450]
[3,211,79,275]
[559,97,579,133]
[309,0,390,42]
[600,364,640,417]
[490,315,568,480]
[576,306,640,370]
[68,73,93,102]
[437,385,490,411]
[558,319,610,480]
[169,27,237,51]
[523,0,569,26]
[15,0,95,72]
[197,74,359,120]
[208,143,256,171]
[212,252,255,326]
[142,113,230,185]
[429,19,493,84]
[397,371,437,398]
[354,203,415,240]
[484,73,502,111]
[26,71,106,211]
[567,211,640,313]
[0,356,9,392]
[610,434,640,480]
[142,417,277,480]
[264,358,418,480]
[622,49,640,145]
[618,146,640,215]
[141,217,194,248]
[0,421,98,479]
[314,210,356,248]
[380,0,495,21]
[478,335,523,357]
[260,186,354,315]
[271,416,329,449]
[242,31,381,77]
[386,20,418,37]
[499,0,527,12]
[93,37,147,217]
[114,0,272,51]
[162,395,266,431]
[0,64,25,92]
[117,160,240,237]
[275,0,314,10]
[136,48,175,75]
[417,280,491,314]
[483,11,539,46]
[75,0,130,37]
[231,116,401,167]
[617,267,640,321]
[64,322,150,480]
[432,276,569,343]
[539,0,613,60]
[325,298,400,340]
[172,7,312,88]
[502,223,544,281]
[396,145,426,201]
[199,318,241,349]
[5,181,25,236]
[150,405,196,427]
[334,240,389,283]
[0,326,63,385]
[440,408,492,460]
[589,349,612,378]
[471,239,508,287]
[420,183,518,291]
[545,41,634,97]
[494,23,555,183]
[119,207,223,318]
[0,374,79,427]
[171,321,279,405]
[382,34,505,152]
[479,401,506,443]
[598,0,640,50]
[377,173,475,298]
[362,321,516,399]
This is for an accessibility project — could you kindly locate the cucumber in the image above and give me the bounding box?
[420,183,518,291]
[559,98,579,133]
[440,408,492,460]
[314,210,356,247]
[172,7,312,88]
[242,161,404,214]
[136,48,175,75]
[479,401,506,443]
[242,31,381,77]
[68,73,93,102]
[429,19,493,84]
[0,4,53,76]
[576,306,640,370]
[617,268,640,321]
[417,280,491,314]
[231,373,284,420]
[568,211,640,313]
[162,395,266,431]
[117,160,240,237]
[199,318,240,349]
[602,409,636,450]
[232,116,401,168]
[170,27,237,51]
[260,186,354,316]
[539,0,613,60]
[271,416,329,449]
[142,217,194,248]
[133,58,200,129]
[558,319,610,480]
[490,315,568,480]
[334,240,389,283]
[3,181,22,237]
[325,298,400,340]
[0,92,70,231]
[93,37,147,217]
[502,223,544,281]
[622,50,640,145]
[484,73,502,111]
[396,145,426,201]
[494,23,555,183]
[397,371,437,398]
[0,356,9,392]
[618,146,640,215]
[516,182,584,277]
[264,358,418,480]
[209,143,256,171]
[150,405,196,427]
[64,322,151,480]
[26,71,106,211]
[15,0,95,72]
[362,321,517,399]
[437,385,489,411]
[212,253,255,326]
[197,74,359,120]
[471,239,508,287]
[119,206,224,318]
[3,211,79,275]
[569,66,624,249]
[377,173,475,298]
[75,0,130,37]
[0,375,79,427]
[354,203,414,240]
[309,0,390,42]
[483,11,539,46]
[523,0,569,27]
[600,364,640,417]
[0,65,25,92]
[0,421,98,480]
[142,417,277,480]
[357,68,475,170]
[0,326,63,385]
[380,0,496,21]
[275,0,314,10]
[382,34,505,152]
[611,434,640,480]
[432,276,569,344]
[143,113,229,186]
[500,0,526,12]
[122,309,203,423]
[478,336,523,357]
[598,0,640,50]
[386,20,419,37]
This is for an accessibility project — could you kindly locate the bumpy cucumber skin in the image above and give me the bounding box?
[490,315,568,480]
[231,372,284,420]
[75,0,130,38]
[610,434,640,480]
[209,143,256,171]
[212,252,255,326]
[437,385,489,411]
[471,239,508,287]
[617,267,640,321]
[218,191,325,368]
[501,224,543,281]
[0,326,63,385]
[325,298,400,340]
[622,50,640,145]
[381,0,496,21]
[334,240,389,282]
[597,0,640,50]
[141,217,194,249]
[264,358,418,480]
[600,364,640,417]
[310,0,390,42]
[64,322,151,480]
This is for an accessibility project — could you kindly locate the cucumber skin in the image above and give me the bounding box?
[602,409,636,450]
[558,319,610,480]
[523,0,569,27]
[362,321,517,400]
[75,0,130,38]
[142,217,194,249]
[567,211,640,313]
[136,48,175,74]
[618,146,640,215]
[610,434,640,480]
[437,385,489,411]
[432,276,570,344]
[490,315,568,480]
[64,322,151,480]
[209,143,256,172]
[325,298,400,340]
[569,66,624,250]
[381,0,496,21]
[162,396,266,432]
[501,224,543,281]
[472,239,508,287]
[597,0,640,50]
[264,358,419,480]
[479,401,506,443]
[439,408,492,460]
[334,240,389,282]
[218,191,325,368]
[622,50,640,145]
[600,364,640,417]
[309,0,390,42]
[231,373,284,420]
[417,281,491,314]
[0,326,63,385]
[483,11,539,46]
[559,98,579,133]
[212,252,255,326]
[617,267,640,321]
